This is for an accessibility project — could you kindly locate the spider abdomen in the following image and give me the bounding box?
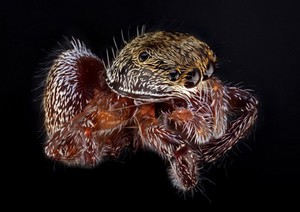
[43,40,106,136]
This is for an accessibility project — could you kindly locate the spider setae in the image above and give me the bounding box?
[42,30,258,192]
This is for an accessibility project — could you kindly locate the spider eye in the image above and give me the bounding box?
[138,51,149,62]
[203,63,214,81]
[168,70,180,81]
[184,68,201,88]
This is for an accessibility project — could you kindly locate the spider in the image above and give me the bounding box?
[42,30,258,192]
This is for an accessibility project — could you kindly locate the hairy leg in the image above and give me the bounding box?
[44,92,135,167]
[165,78,229,146]
[135,104,199,191]
[200,87,258,163]
[166,98,215,145]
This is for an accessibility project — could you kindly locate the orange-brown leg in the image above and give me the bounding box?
[200,87,258,163]
[167,105,214,145]
[135,104,199,191]
[44,92,135,168]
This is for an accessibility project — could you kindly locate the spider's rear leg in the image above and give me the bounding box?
[45,127,132,168]
[45,97,134,167]
[45,116,110,167]
[135,104,200,191]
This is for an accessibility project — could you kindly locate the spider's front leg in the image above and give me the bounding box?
[201,86,258,163]
[166,98,215,145]
[135,104,199,191]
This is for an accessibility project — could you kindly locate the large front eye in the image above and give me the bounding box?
[138,51,149,62]
[168,70,180,81]
[184,68,201,88]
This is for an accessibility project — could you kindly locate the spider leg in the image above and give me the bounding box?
[135,104,199,191]
[166,103,214,145]
[200,87,258,163]
[44,93,134,167]
[44,112,110,167]
[165,78,228,146]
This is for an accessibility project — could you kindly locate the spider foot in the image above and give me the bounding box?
[168,144,199,191]
[44,125,109,168]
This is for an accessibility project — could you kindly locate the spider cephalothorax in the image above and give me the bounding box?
[42,30,258,192]
[106,31,216,101]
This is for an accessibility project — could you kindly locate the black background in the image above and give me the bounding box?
[3,0,300,208]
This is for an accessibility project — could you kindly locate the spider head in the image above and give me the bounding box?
[106,31,216,101]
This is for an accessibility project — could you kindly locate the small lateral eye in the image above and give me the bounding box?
[169,70,180,81]
[138,51,149,62]
[203,63,214,81]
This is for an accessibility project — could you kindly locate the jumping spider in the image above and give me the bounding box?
[42,30,258,192]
